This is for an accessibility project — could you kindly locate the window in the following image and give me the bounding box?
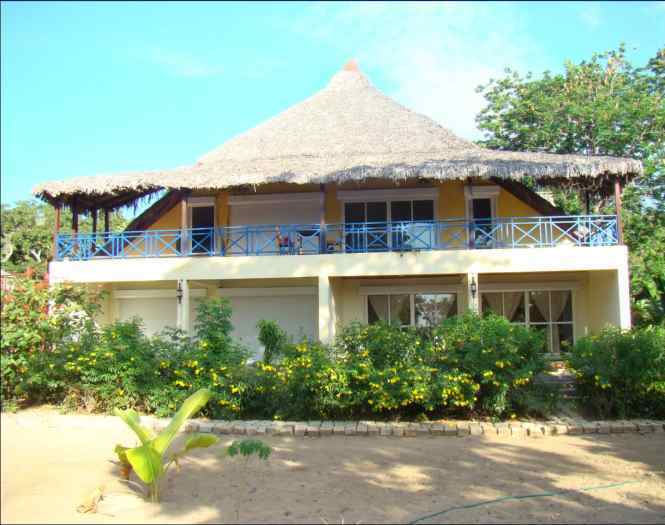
[344,199,435,251]
[367,292,458,328]
[481,290,573,354]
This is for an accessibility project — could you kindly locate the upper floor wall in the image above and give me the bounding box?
[146,180,542,232]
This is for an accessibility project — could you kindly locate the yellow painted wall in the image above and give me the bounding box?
[138,181,541,237]
[497,188,539,217]
[149,202,182,230]
[438,181,466,219]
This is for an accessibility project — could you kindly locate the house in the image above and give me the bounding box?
[33,61,640,356]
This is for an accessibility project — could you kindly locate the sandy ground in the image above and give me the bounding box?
[1,410,664,524]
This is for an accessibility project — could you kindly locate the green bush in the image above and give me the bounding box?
[429,313,547,416]
[568,325,665,418]
[248,340,347,420]
[2,283,559,421]
[334,322,475,416]
[1,277,104,407]
[256,319,288,364]
[143,298,250,419]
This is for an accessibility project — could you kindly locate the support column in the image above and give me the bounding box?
[617,262,631,330]
[319,183,327,254]
[465,271,480,313]
[71,201,79,235]
[53,204,61,258]
[614,178,624,244]
[104,208,110,234]
[91,208,97,251]
[180,197,188,254]
[318,273,336,343]
[177,279,191,333]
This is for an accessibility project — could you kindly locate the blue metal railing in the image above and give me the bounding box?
[54,215,618,261]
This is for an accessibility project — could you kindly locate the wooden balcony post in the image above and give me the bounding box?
[104,208,110,234]
[320,183,327,253]
[614,178,623,244]
[71,200,78,235]
[53,204,61,259]
[91,208,97,252]
[180,197,188,254]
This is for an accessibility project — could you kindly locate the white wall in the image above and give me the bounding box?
[219,288,317,358]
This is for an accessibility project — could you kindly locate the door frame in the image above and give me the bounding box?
[187,197,216,253]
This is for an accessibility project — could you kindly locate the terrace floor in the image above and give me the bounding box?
[2,409,664,524]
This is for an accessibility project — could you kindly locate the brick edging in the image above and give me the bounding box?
[145,416,665,439]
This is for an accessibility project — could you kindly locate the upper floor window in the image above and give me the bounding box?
[481,289,573,354]
[344,200,434,224]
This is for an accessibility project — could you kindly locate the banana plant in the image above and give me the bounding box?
[114,388,219,503]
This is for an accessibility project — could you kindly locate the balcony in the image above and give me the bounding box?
[54,215,618,261]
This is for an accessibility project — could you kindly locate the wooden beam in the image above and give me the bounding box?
[320,183,327,253]
[181,194,188,254]
[71,199,79,235]
[615,178,624,244]
[91,209,97,233]
[53,204,61,259]
[104,209,110,233]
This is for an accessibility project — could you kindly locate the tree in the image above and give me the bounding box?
[1,200,128,275]
[476,45,665,326]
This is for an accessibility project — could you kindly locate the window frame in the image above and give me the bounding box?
[361,285,462,328]
[479,285,577,355]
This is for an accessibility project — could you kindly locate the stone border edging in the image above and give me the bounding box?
[145,416,665,439]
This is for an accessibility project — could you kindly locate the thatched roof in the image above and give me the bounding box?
[33,60,642,210]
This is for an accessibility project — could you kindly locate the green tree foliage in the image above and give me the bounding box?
[476,45,665,325]
[568,326,665,418]
[1,200,128,275]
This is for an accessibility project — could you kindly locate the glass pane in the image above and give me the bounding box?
[415,293,457,327]
[550,290,572,322]
[391,201,412,222]
[481,292,503,316]
[504,292,526,322]
[345,202,365,223]
[366,202,388,222]
[390,294,411,326]
[552,323,574,354]
[368,295,389,324]
[531,324,551,353]
[413,200,434,221]
[529,291,550,323]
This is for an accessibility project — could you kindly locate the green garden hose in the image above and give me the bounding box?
[409,480,641,524]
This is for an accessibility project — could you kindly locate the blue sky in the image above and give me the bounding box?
[2,1,664,205]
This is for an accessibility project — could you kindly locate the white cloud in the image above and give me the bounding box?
[286,2,540,140]
[142,49,224,78]
[578,4,602,29]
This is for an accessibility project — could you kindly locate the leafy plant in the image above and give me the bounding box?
[114,388,220,502]
[568,325,665,418]
[257,320,288,364]
[226,439,272,460]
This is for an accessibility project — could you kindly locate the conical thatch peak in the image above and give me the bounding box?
[198,60,475,167]
[33,62,643,208]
